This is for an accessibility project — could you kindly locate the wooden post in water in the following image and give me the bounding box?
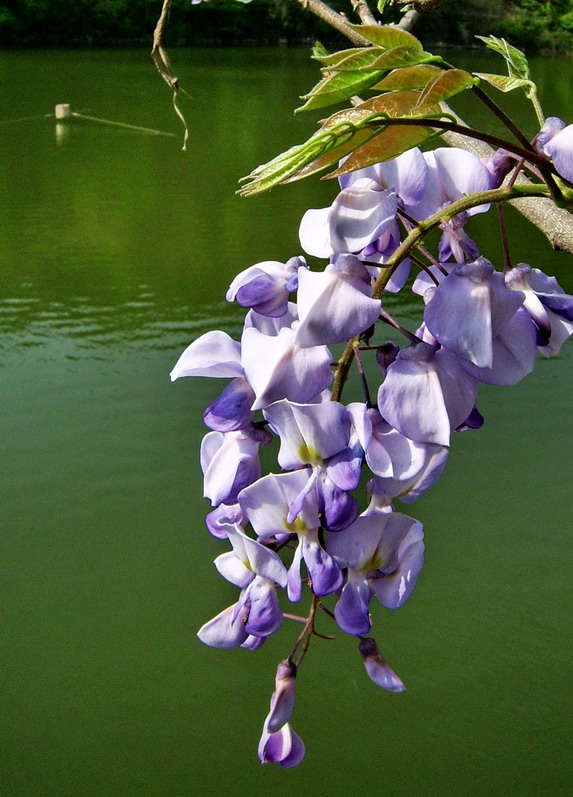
[54,104,72,120]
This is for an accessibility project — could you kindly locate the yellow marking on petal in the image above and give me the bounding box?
[297,442,322,466]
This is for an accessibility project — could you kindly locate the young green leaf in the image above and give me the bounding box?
[348,23,424,51]
[334,46,442,73]
[313,47,371,68]
[296,70,384,113]
[474,72,535,93]
[372,64,443,92]
[475,35,531,81]
[415,69,477,106]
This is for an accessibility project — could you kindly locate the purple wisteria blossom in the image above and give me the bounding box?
[505,263,573,356]
[238,470,342,600]
[294,255,381,347]
[377,342,479,446]
[536,116,573,183]
[263,399,361,530]
[226,256,306,317]
[326,512,424,636]
[197,524,288,648]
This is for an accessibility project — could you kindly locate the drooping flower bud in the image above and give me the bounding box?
[265,659,297,734]
[358,637,405,693]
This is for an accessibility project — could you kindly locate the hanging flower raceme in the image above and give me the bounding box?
[171,85,573,765]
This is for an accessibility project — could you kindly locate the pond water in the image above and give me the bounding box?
[0,47,572,796]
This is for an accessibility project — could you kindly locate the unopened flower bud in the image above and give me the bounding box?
[265,659,297,734]
[358,637,405,693]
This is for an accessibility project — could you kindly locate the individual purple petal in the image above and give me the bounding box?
[327,438,363,491]
[535,116,566,149]
[259,723,305,768]
[287,539,304,602]
[197,603,248,649]
[302,530,343,596]
[201,430,261,506]
[334,574,372,635]
[205,503,246,540]
[170,330,243,380]
[241,635,266,651]
[294,256,381,348]
[377,343,479,446]
[318,471,358,531]
[299,206,333,258]
[542,123,573,182]
[377,147,428,208]
[460,307,537,386]
[370,519,424,609]
[243,577,283,637]
[358,637,405,693]
[241,325,333,410]
[328,181,398,253]
[214,549,254,589]
[203,377,255,432]
[424,259,524,368]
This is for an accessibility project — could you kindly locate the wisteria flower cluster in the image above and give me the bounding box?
[171,28,573,768]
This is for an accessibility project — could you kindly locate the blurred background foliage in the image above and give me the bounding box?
[1,0,573,53]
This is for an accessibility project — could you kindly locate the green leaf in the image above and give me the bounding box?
[312,41,330,60]
[334,46,442,73]
[313,47,370,68]
[320,48,387,72]
[238,90,448,195]
[296,70,384,113]
[327,123,437,177]
[475,35,530,81]
[415,69,477,106]
[474,72,535,93]
[377,0,387,12]
[372,64,443,92]
[348,23,423,51]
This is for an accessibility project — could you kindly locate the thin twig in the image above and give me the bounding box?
[151,0,189,150]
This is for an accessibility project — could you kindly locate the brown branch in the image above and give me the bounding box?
[296,0,372,45]
[350,0,379,26]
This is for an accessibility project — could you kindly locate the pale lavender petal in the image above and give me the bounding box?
[542,123,573,182]
[214,551,254,589]
[287,539,304,603]
[461,307,537,386]
[205,503,246,540]
[241,326,333,410]
[299,206,333,258]
[241,635,266,650]
[370,520,424,609]
[378,343,478,446]
[263,400,351,469]
[329,183,398,253]
[326,514,388,570]
[197,603,248,649]
[201,430,261,506]
[359,637,405,692]
[536,116,566,149]
[327,439,363,491]
[294,258,381,348]
[170,330,242,380]
[377,147,428,208]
